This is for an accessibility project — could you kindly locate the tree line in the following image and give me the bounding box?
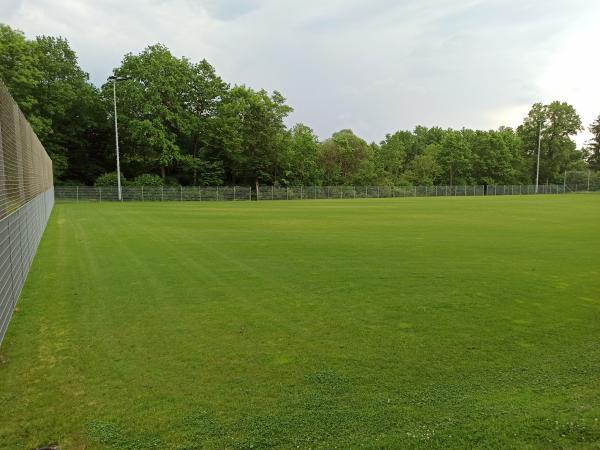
[1,24,599,188]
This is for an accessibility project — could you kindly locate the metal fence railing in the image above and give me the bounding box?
[54,182,599,202]
[0,80,54,346]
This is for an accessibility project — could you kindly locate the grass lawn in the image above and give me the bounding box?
[0,195,599,449]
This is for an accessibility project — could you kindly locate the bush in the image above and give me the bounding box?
[94,172,127,187]
[131,174,164,187]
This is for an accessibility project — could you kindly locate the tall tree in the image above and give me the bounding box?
[280,124,321,186]
[469,128,524,184]
[518,101,583,183]
[0,24,39,113]
[32,35,107,181]
[586,115,600,171]
[101,44,199,180]
[377,132,410,184]
[405,143,441,185]
[179,59,228,185]
[213,86,292,188]
[0,25,104,180]
[437,130,473,185]
[319,130,376,185]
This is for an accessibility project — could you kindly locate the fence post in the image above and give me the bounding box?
[286,187,289,200]
[234,186,236,201]
[99,187,102,202]
[180,185,183,201]
[141,186,144,202]
[301,186,303,200]
[161,186,164,201]
[216,186,219,201]
[76,186,79,202]
[272,185,274,200]
[250,186,252,201]
[199,186,202,201]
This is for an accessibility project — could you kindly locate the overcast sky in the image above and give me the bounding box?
[2,0,599,145]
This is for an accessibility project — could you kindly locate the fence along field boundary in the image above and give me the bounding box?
[0,80,54,346]
[55,182,599,202]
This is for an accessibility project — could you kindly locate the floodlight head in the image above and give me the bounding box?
[108,76,131,82]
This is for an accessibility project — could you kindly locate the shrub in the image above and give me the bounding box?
[94,172,127,187]
[131,174,164,187]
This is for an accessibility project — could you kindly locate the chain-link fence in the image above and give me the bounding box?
[54,182,599,202]
[0,80,54,345]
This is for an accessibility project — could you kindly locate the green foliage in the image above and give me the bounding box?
[319,129,376,185]
[377,131,410,183]
[186,159,225,186]
[0,24,592,187]
[212,85,292,186]
[281,123,322,186]
[586,114,600,171]
[437,130,473,185]
[0,25,40,113]
[0,25,107,181]
[518,101,583,183]
[102,45,203,178]
[94,171,127,187]
[468,127,524,184]
[131,174,163,187]
[405,144,441,185]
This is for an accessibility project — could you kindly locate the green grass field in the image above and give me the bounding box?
[1,195,599,449]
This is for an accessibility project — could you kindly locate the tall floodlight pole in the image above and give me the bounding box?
[535,119,543,194]
[109,76,129,201]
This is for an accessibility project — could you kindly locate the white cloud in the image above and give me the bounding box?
[2,0,599,144]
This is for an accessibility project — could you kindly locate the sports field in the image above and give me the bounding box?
[1,195,599,449]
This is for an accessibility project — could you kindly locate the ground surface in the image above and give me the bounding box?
[0,195,599,449]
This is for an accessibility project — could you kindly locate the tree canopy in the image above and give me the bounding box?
[586,115,600,171]
[0,24,595,187]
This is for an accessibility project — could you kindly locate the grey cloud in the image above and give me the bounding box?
[197,0,263,20]
[1,0,598,144]
[1,0,24,18]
